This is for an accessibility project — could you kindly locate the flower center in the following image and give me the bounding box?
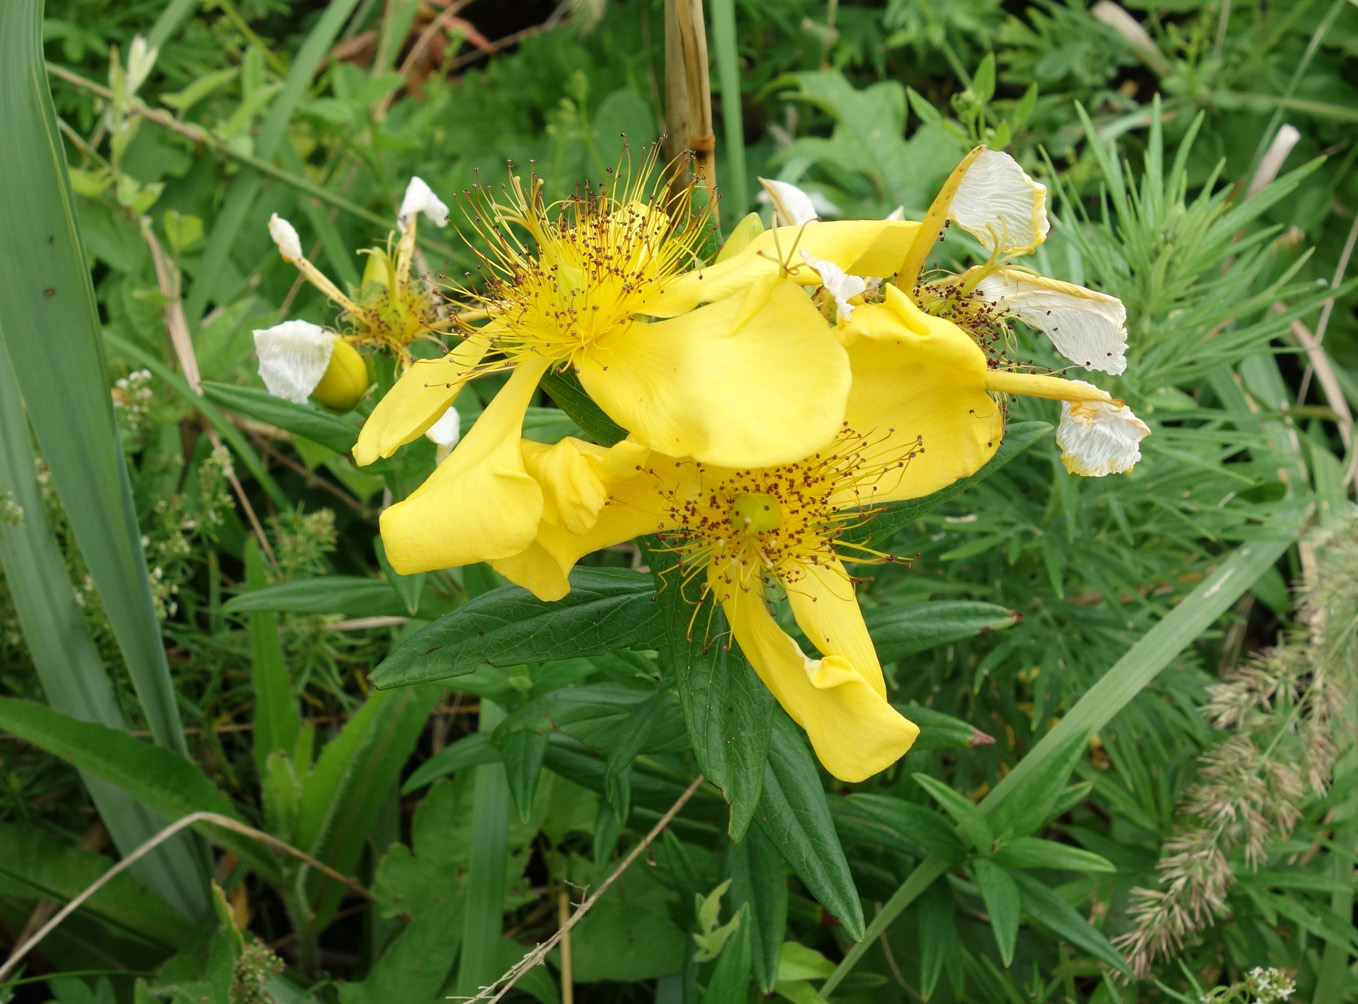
[731,493,782,536]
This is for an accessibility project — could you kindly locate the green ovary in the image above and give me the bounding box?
[732,493,782,536]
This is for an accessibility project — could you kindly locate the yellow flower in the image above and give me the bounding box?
[475,286,1131,779]
[358,154,921,569]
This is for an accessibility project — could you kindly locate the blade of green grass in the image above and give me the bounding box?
[821,531,1300,994]
[709,0,747,218]
[183,0,365,329]
[455,702,511,998]
[0,352,207,919]
[0,0,190,758]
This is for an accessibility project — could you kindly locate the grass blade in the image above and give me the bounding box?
[0,352,207,918]
[0,0,202,865]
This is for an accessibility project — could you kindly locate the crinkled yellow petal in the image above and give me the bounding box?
[491,442,688,601]
[379,359,549,573]
[782,557,884,698]
[353,333,490,466]
[950,148,1049,258]
[721,577,918,783]
[579,275,850,468]
[521,437,653,536]
[838,285,1000,504]
[649,219,920,317]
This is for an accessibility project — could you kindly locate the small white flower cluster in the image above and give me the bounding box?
[1245,967,1296,1002]
[112,368,156,438]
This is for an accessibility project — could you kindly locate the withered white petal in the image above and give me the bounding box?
[1056,384,1150,477]
[267,213,303,263]
[950,149,1050,257]
[399,177,450,228]
[253,320,334,404]
[976,268,1128,375]
[801,251,868,321]
[759,178,822,227]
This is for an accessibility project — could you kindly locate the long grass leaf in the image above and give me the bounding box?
[0,0,188,757]
[0,353,206,918]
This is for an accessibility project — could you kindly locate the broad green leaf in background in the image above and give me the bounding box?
[225,576,410,617]
[654,566,774,842]
[704,903,752,1004]
[864,601,1019,663]
[200,381,360,456]
[456,701,511,998]
[755,714,864,942]
[371,568,664,688]
[0,0,189,766]
[294,683,442,929]
[0,699,279,882]
[1010,870,1130,976]
[971,858,1020,968]
[0,823,191,951]
[336,902,462,1004]
[726,826,787,993]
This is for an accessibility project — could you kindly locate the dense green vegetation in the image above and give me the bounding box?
[1,1,1356,1002]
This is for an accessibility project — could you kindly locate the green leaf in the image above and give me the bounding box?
[498,729,548,823]
[972,858,1020,968]
[294,684,442,928]
[0,0,189,768]
[1010,870,1130,977]
[372,568,663,689]
[841,794,966,862]
[865,601,1019,662]
[0,822,190,950]
[224,576,409,617]
[917,875,956,999]
[893,703,994,753]
[200,381,360,455]
[841,422,1052,544]
[245,538,299,776]
[704,904,752,1004]
[727,828,787,993]
[648,543,773,841]
[987,729,1090,841]
[456,708,510,998]
[912,774,994,852]
[375,537,422,616]
[755,714,864,941]
[336,902,462,1004]
[539,369,627,446]
[993,837,1117,874]
[0,699,279,882]
[400,732,501,795]
[775,942,836,982]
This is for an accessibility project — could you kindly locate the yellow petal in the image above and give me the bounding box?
[782,557,885,697]
[353,334,490,466]
[379,359,549,573]
[650,219,920,317]
[491,444,687,601]
[522,437,651,536]
[579,275,850,468]
[720,577,918,783]
[839,285,1001,503]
